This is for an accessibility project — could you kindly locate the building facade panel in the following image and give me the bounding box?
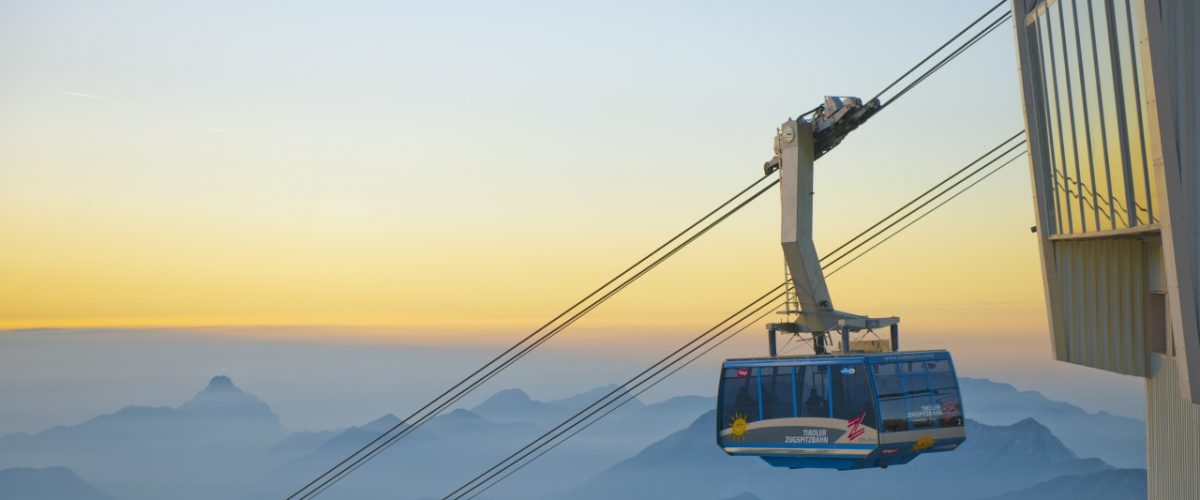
[1014,0,1200,496]
[1146,354,1200,499]
[1051,237,1148,375]
[1141,0,1200,401]
[1016,0,1164,377]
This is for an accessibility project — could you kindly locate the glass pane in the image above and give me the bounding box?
[934,387,966,428]
[1047,8,1079,234]
[904,373,931,398]
[1036,17,1067,235]
[926,360,957,390]
[1055,0,1088,233]
[721,367,759,426]
[798,365,831,418]
[762,366,794,419]
[1091,0,1131,229]
[1063,0,1100,231]
[1074,0,1110,230]
[874,363,907,432]
[904,376,937,429]
[1125,0,1156,223]
[1113,0,1145,226]
[832,363,876,427]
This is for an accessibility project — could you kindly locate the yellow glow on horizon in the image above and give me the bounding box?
[0,138,1048,335]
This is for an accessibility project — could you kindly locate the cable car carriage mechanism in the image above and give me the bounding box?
[716,97,966,471]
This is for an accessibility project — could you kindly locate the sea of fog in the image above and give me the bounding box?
[0,326,1145,435]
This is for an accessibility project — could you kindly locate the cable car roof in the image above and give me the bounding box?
[722,349,952,367]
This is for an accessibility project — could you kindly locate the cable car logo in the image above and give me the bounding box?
[913,436,935,451]
[840,367,856,375]
[736,368,750,377]
[730,414,748,440]
[846,412,867,441]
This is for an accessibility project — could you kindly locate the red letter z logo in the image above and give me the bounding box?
[847,412,866,441]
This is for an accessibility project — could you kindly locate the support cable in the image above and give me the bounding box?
[463,299,785,499]
[820,131,1023,262]
[825,148,1028,278]
[881,9,1014,108]
[869,0,1008,103]
[292,2,1021,496]
[447,289,787,500]
[446,137,1029,499]
[820,136,1025,271]
[291,175,779,500]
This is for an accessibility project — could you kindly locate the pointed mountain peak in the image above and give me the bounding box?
[178,375,279,425]
[441,408,483,421]
[490,388,532,402]
[361,414,401,432]
[1010,417,1050,431]
[205,375,237,392]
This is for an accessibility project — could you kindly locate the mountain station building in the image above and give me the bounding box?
[1008,0,1199,497]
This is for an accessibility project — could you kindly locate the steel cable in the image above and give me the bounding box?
[292,175,779,499]
[292,2,1021,496]
[447,137,1029,499]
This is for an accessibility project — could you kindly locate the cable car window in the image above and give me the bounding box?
[721,367,760,425]
[927,359,964,428]
[874,363,908,432]
[797,365,830,418]
[831,363,876,426]
[927,360,955,388]
[904,375,937,428]
[762,366,795,419]
[905,373,931,398]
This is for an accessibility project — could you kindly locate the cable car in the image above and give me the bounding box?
[714,103,967,470]
[716,350,965,470]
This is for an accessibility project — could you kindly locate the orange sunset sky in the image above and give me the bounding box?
[1,1,1046,347]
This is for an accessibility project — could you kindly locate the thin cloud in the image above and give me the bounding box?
[62,91,117,101]
[206,127,248,137]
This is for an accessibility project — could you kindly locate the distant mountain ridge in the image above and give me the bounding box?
[981,468,1147,500]
[262,408,547,499]
[960,377,1145,467]
[1,375,283,446]
[0,466,118,500]
[0,375,1148,500]
[470,385,645,428]
[561,410,1112,500]
[0,376,286,500]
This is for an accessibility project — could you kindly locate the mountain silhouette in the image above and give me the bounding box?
[0,466,118,500]
[981,468,1147,500]
[960,377,1145,467]
[549,384,645,414]
[0,376,285,500]
[561,410,1111,500]
[264,409,545,500]
[0,376,1143,500]
[177,375,280,422]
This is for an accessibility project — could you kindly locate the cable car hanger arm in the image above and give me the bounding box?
[764,96,897,354]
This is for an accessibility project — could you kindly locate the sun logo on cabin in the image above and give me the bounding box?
[730,413,748,440]
[913,436,935,451]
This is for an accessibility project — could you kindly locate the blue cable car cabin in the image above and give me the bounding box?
[716,350,965,470]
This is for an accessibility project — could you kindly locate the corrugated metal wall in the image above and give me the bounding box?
[1144,0,1200,404]
[1050,237,1149,376]
[1147,354,1200,500]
